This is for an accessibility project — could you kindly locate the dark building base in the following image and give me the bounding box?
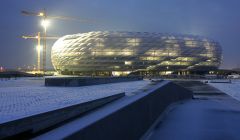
[45,76,143,87]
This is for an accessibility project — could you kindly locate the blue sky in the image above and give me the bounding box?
[0,0,240,69]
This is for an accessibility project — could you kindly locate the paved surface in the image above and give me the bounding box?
[0,78,151,124]
[148,81,240,140]
[174,80,223,95]
[209,80,240,101]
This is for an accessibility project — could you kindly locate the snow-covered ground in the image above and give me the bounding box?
[209,79,240,101]
[0,78,151,124]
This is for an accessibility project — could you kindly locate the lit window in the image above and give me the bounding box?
[125,61,132,65]
[126,38,141,46]
[185,41,197,47]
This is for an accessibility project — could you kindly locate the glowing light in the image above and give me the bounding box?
[127,38,141,46]
[106,51,114,55]
[0,66,4,72]
[185,40,197,47]
[122,50,133,56]
[36,45,42,52]
[39,12,44,16]
[165,71,173,75]
[41,19,50,29]
[159,71,173,75]
[112,71,131,76]
[125,61,132,65]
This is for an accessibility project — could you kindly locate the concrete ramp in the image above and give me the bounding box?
[173,80,224,95]
[148,93,240,140]
[34,81,192,140]
[147,80,240,140]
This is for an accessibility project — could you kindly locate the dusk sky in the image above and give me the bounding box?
[0,0,240,69]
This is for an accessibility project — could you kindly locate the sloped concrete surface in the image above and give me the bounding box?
[173,80,223,95]
[148,81,240,140]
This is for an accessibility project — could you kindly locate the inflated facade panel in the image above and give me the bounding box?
[51,31,222,74]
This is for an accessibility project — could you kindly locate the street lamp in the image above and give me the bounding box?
[39,12,44,17]
[41,19,50,31]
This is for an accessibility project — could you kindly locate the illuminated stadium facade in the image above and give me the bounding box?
[51,31,222,76]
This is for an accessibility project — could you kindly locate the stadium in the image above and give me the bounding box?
[51,31,222,76]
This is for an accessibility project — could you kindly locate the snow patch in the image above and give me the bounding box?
[209,80,240,101]
[0,78,150,124]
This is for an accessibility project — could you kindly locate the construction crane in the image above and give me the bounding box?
[22,32,59,72]
[21,9,93,74]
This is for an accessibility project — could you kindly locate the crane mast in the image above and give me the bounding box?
[22,33,59,72]
[37,32,41,72]
[21,9,93,74]
[42,10,47,73]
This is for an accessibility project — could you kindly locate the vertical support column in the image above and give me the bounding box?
[43,26,46,74]
[42,10,47,74]
[37,32,41,72]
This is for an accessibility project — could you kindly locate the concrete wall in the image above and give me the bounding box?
[0,93,125,139]
[36,81,193,140]
[45,76,143,87]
